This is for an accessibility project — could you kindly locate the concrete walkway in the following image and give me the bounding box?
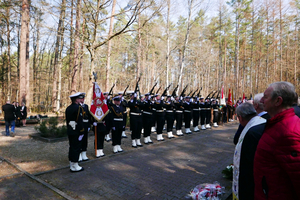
[0,122,237,200]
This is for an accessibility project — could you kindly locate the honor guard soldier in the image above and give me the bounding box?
[151,95,157,132]
[103,92,112,142]
[128,92,143,148]
[152,94,165,141]
[110,96,125,153]
[205,98,212,129]
[174,96,184,136]
[78,93,92,161]
[142,93,154,144]
[66,92,85,172]
[212,99,219,127]
[164,95,175,139]
[199,97,206,130]
[118,92,128,138]
[183,96,193,134]
[192,96,200,132]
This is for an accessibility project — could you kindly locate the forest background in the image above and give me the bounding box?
[0,0,299,114]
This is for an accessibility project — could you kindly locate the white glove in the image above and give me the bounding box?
[93,122,97,126]
[69,121,77,130]
[197,98,199,101]
[149,95,151,99]
[122,97,124,101]
[171,97,174,101]
[78,134,84,141]
[134,93,137,97]
[107,95,111,100]
[161,96,164,100]
[180,96,183,101]
[190,99,194,103]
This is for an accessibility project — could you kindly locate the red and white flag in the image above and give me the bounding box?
[220,85,226,105]
[90,82,109,121]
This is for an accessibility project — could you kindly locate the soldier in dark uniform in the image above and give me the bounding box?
[164,95,175,139]
[110,96,125,153]
[212,99,219,127]
[205,98,212,129]
[128,92,143,148]
[199,97,206,130]
[152,94,165,141]
[192,96,200,132]
[118,92,128,138]
[66,92,85,172]
[91,115,109,158]
[151,95,157,132]
[78,93,91,161]
[142,93,154,144]
[174,96,184,136]
[183,96,192,134]
[103,92,112,142]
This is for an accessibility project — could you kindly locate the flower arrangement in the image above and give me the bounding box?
[188,182,224,200]
[222,164,234,180]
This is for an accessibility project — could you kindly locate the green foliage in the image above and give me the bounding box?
[222,164,234,180]
[35,117,67,138]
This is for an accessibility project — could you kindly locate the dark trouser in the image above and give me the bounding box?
[156,112,165,134]
[130,114,143,139]
[200,110,206,125]
[165,111,174,132]
[184,111,191,128]
[175,111,183,130]
[68,134,83,162]
[5,120,15,135]
[142,113,152,137]
[206,109,211,124]
[81,123,90,151]
[112,121,123,146]
[192,110,200,127]
[16,118,21,127]
[122,113,127,131]
[213,111,219,123]
[152,110,156,127]
[94,123,107,149]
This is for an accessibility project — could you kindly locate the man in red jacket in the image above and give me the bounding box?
[253,81,300,200]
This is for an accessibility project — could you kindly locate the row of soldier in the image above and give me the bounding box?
[66,91,224,172]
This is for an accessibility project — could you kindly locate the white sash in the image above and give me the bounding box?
[232,116,266,199]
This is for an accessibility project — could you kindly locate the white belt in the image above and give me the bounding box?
[156,110,164,112]
[184,110,191,112]
[131,112,142,116]
[176,110,183,113]
[124,111,127,113]
[114,118,123,121]
[193,109,199,111]
[152,108,156,110]
[166,110,173,113]
[213,109,219,111]
[83,119,89,123]
[143,111,152,115]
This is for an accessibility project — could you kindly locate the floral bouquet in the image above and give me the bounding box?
[188,182,224,200]
[222,164,233,180]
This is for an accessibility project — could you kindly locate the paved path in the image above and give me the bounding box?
[0,122,237,200]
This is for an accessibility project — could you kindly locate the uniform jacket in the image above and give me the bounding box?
[2,104,16,121]
[253,108,300,200]
[65,103,84,136]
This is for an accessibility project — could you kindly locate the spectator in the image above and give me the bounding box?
[20,102,27,126]
[233,102,266,200]
[254,81,300,200]
[2,100,16,137]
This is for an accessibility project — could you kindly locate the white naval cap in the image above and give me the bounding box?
[69,92,82,98]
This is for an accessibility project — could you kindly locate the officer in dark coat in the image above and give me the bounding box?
[128,92,143,148]
[174,96,184,136]
[183,96,193,134]
[152,94,165,141]
[110,96,125,153]
[192,96,200,132]
[142,93,154,144]
[199,97,206,130]
[66,92,85,172]
[78,93,92,161]
[164,95,175,138]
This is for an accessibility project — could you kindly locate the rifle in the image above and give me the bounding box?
[206,90,215,99]
[156,86,161,95]
[122,85,130,96]
[171,85,179,96]
[216,90,220,99]
[162,84,172,97]
[149,82,157,95]
[180,85,189,97]
[108,84,115,96]
[187,90,193,97]
[197,87,202,97]
[211,90,218,99]
[191,88,199,98]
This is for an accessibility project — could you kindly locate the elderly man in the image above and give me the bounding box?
[254,82,300,200]
[233,102,266,200]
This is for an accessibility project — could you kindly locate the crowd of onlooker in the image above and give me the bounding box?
[2,100,27,137]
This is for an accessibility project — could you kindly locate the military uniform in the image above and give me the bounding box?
[212,99,220,127]
[192,97,200,132]
[120,94,128,138]
[92,115,108,158]
[174,96,184,136]
[128,93,143,147]
[66,92,85,172]
[164,96,175,138]
[199,98,206,130]
[142,94,153,144]
[205,98,212,129]
[152,96,165,141]
[183,97,192,134]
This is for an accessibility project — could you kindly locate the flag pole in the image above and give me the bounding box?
[94,125,97,156]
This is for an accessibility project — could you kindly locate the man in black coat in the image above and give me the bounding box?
[2,100,16,137]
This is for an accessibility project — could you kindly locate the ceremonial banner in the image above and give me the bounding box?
[228,88,232,106]
[220,85,226,105]
[90,82,109,121]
